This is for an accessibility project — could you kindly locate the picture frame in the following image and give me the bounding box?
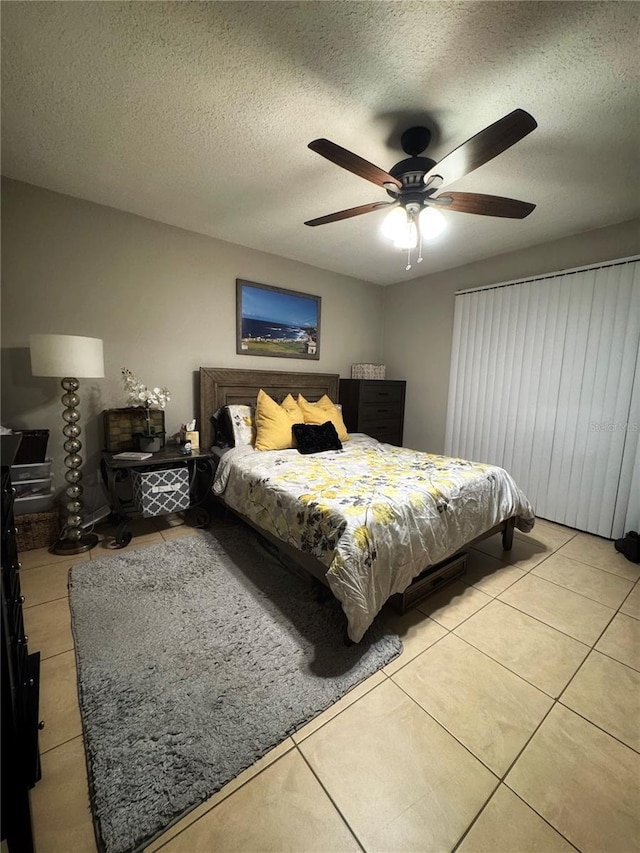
[236,279,321,360]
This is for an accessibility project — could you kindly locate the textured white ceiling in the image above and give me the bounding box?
[2,1,639,285]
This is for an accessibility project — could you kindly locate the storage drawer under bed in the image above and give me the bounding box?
[389,552,467,614]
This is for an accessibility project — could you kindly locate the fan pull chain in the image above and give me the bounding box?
[417,223,424,264]
[406,209,415,270]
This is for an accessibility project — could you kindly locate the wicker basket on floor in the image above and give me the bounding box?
[15,511,60,552]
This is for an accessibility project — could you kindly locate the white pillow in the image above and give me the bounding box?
[225,405,255,446]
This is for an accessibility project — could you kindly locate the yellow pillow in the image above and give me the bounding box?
[254,389,304,451]
[297,394,349,442]
[280,393,303,421]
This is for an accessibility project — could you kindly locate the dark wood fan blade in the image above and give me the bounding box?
[309,139,402,190]
[305,201,396,227]
[424,109,537,189]
[434,192,535,218]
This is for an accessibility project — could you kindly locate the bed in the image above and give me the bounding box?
[200,367,535,642]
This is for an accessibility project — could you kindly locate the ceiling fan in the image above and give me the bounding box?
[305,109,537,269]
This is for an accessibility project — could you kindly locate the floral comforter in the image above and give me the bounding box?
[213,435,535,642]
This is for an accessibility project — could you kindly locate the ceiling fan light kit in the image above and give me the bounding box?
[305,108,538,272]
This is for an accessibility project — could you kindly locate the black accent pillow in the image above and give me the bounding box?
[211,407,234,448]
[293,421,343,455]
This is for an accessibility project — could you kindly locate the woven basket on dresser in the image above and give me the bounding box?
[351,363,386,380]
[15,511,60,551]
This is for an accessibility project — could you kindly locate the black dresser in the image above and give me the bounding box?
[1,453,41,852]
[339,379,406,446]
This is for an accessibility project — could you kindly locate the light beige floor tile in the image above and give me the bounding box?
[30,736,97,853]
[457,784,575,852]
[23,597,73,659]
[506,704,640,853]
[90,531,164,557]
[19,545,89,571]
[465,549,526,597]
[380,606,448,675]
[515,517,578,551]
[157,749,360,853]
[595,612,640,671]
[160,525,209,541]
[498,573,615,645]
[298,679,497,853]
[39,650,82,753]
[416,579,492,630]
[393,633,552,776]
[474,535,550,572]
[532,552,634,609]
[20,561,72,608]
[556,532,638,580]
[620,581,640,620]
[153,513,184,528]
[292,671,386,742]
[561,650,640,751]
[455,600,589,697]
[145,738,295,852]
[94,517,163,536]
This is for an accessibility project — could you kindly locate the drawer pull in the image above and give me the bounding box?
[17,634,29,645]
[38,721,45,730]
[16,595,25,605]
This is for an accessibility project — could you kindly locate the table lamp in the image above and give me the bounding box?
[30,334,105,555]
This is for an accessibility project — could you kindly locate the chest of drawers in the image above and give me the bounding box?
[339,379,406,446]
[1,462,41,852]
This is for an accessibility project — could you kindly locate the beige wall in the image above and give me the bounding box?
[382,219,640,454]
[1,178,384,497]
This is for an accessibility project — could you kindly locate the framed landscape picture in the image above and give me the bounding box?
[236,279,321,360]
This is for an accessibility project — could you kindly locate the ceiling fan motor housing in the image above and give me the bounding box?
[387,156,437,200]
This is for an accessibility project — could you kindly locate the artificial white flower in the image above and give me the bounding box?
[122,368,171,438]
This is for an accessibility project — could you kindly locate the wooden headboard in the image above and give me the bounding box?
[199,367,340,451]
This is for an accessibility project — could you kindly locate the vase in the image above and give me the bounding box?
[138,436,162,453]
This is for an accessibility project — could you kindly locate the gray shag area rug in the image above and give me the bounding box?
[69,527,401,853]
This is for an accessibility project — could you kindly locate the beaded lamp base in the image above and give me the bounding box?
[52,531,99,555]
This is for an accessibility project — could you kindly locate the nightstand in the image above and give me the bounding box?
[100,448,216,547]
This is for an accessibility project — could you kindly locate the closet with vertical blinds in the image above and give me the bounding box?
[445,257,639,539]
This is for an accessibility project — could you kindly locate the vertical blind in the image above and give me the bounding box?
[445,258,639,538]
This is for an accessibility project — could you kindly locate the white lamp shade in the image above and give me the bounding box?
[393,222,418,249]
[419,206,447,239]
[30,334,104,379]
[381,207,407,241]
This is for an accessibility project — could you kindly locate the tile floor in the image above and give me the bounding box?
[20,515,640,853]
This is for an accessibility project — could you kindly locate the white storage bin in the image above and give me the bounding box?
[14,477,53,499]
[14,489,56,516]
[11,459,53,482]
